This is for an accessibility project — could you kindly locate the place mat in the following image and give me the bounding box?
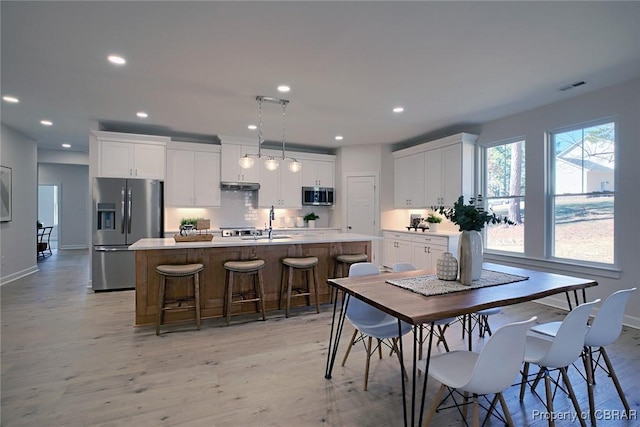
[386,269,529,297]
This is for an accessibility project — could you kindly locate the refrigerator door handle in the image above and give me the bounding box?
[127,187,132,234]
[94,246,131,252]
[120,187,126,234]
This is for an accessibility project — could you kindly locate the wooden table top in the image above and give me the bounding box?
[327,263,598,325]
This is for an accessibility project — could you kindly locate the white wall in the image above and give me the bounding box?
[0,125,39,284]
[38,163,89,249]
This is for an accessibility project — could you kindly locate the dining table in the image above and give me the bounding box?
[324,262,598,427]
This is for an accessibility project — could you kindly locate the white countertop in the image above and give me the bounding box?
[382,228,460,237]
[129,232,381,250]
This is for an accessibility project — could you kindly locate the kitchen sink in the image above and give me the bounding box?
[239,235,292,240]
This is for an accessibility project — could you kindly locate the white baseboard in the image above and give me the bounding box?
[59,245,88,250]
[0,265,39,286]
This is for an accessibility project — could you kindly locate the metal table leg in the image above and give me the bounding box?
[324,289,349,379]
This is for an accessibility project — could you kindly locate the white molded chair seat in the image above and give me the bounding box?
[421,316,537,426]
[341,262,412,390]
[519,299,600,427]
[529,288,636,421]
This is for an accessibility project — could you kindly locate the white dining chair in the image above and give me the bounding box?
[530,287,636,422]
[392,262,456,352]
[341,262,412,390]
[519,299,600,427]
[420,316,537,426]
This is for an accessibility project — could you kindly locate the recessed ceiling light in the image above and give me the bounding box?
[248,124,257,130]
[2,95,19,103]
[136,111,148,118]
[108,55,126,65]
[40,120,53,126]
[335,135,344,141]
[393,107,404,113]
[62,143,71,148]
[277,85,291,93]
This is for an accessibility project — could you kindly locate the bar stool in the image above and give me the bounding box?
[280,256,320,318]
[332,253,368,301]
[155,263,204,336]
[223,259,266,326]
[334,253,369,278]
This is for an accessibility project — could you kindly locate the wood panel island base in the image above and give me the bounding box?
[130,233,376,326]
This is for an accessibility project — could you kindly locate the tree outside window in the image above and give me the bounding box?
[484,140,525,253]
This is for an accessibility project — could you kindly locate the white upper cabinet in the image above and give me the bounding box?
[424,141,475,207]
[220,139,260,183]
[258,150,302,208]
[302,159,334,187]
[393,133,477,208]
[394,152,425,208]
[166,142,220,207]
[92,131,168,180]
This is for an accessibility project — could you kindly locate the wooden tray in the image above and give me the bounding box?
[173,234,214,242]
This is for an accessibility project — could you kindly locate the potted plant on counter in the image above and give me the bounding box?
[434,195,514,284]
[425,212,442,233]
[304,212,319,228]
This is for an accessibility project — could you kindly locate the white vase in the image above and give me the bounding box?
[458,230,483,285]
[429,223,439,233]
[307,220,316,228]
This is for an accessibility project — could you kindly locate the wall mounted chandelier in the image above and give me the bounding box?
[239,95,301,173]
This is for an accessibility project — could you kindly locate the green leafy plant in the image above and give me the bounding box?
[434,195,514,232]
[303,212,319,222]
[180,217,202,227]
[426,213,442,223]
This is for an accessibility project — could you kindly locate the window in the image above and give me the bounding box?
[550,121,615,264]
[483,139,525,253]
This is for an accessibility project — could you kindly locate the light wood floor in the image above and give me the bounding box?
[2,250,639,426]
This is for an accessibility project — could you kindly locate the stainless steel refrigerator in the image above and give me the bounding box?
[92,178,164,291]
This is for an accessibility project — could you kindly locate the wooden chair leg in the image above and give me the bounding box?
[544,373,556,427]
[363,336,372,391]
[377,338,383,359]
[581,347,596,423]
[423,384,446,427]
[312,265,320,314]
[156,276,166,336]
[279,265,286,311]
[257,269,266,321]
[497,392,515,426]
[225,270,233,326]
[561,367,587,427]
[472,394,480,427]
[519,362,530,401]
[600,346,632,414]
[286,266,293,318]
[342,329,358,366]
[194,272,201,331]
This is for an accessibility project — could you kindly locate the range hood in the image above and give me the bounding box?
[220,181,260,191]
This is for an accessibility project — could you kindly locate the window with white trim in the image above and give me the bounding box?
[549,120,615,264]
[483,139,525,253]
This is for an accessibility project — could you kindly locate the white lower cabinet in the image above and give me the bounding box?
[383,231,459,270]
[383,232,414,268]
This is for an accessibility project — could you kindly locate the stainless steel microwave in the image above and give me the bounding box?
[302,187,334,206]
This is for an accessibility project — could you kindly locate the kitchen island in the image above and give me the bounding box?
[129,233,379,326]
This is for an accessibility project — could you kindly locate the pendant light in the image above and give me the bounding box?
[239,95,301,173]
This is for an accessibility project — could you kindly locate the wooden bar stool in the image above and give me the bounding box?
[280,256,320,318]
[334,253,369,278]
[155,263,204,336]
[332,253,368,301]
[223,259,266,326]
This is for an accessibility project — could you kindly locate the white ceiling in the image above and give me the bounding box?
[2,1,639,153]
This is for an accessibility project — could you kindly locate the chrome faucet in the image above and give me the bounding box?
[268,205,275,239]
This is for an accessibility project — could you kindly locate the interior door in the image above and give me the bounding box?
[347,175,376,236]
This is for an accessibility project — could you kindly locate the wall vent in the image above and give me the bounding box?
[559,81,586,91]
